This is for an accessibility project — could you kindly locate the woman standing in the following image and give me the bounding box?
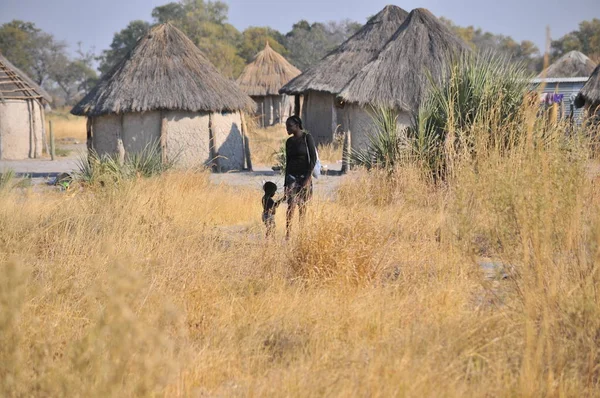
[284,115,317,239]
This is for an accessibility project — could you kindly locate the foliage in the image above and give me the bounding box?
[50,44,98,104]
[551,18,600,62]
[0,169,15,191]
[0,20,97,105]
[75,143,176,186]
[409,52,531,179]
[0,20,68,86]
[273,141,286,171]
[350,107,408,171]
[284,19,361,71]
[239,27,287,63]
[441,17,542,73]
[97,20,151,76]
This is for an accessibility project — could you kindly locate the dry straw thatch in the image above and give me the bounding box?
[236,42,300,96]
[279,5,409,95]
[538,51,597,78]
[339,8,469,112]
[0,53,52,103]
[576,63,600,108]
[72,23,255,116]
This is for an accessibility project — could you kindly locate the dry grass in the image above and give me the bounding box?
[2,116,600,396]
[46,107,87,141]
[246,118,344,166]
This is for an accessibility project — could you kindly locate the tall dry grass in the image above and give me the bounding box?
[46,107,87,141]
[2,109,600,396]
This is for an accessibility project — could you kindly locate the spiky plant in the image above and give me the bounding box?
[409,51,532,179]
[350,106,409,171]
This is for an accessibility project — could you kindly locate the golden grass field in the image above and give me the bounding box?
[46,108,87,142]
[2,111,600,396]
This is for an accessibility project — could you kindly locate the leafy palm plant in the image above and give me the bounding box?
[350,106,409,171]
[409,51,532,179]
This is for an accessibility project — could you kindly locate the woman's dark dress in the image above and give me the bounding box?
[284,132,317,202]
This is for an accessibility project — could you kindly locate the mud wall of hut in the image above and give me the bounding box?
[252,95,295,127]
[301,91,338,145]
[0,99,44,160]
[91,110,244,171]
[336,104,411,152]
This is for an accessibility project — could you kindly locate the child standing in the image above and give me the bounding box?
[262,181,284,237]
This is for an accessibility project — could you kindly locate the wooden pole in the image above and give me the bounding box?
[117,115,125,163]
[261,102,265,128]
[240,112,253,171]
[29,99,38,158]
[86,117,93,153]
[27,100,34,158]
[208,113,217,171]
[341,112,351,174]
[49,120,55,161]
[40,102,50,157]
[160,111,168,163]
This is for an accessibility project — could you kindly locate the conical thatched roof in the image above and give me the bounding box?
[72,23,255,116]
[538,51,597,78]
[279,5,409,95]
[339,8,469,111]
[236,42,301,97]
[0,53,52,103]
[575,64,600,108]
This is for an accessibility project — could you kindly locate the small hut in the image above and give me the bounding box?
[532,51,597,123]
[236,43,300,127]
[0,53,52,159]
[280,5,409,144]
[338,8,469,151]
[71,23,255,171]
[575,64,600,118]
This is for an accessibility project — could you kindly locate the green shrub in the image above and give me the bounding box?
[409,52,532,179]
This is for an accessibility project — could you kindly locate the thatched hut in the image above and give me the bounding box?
[236,42,300,127]
[575,64,600,117]
[539,51,596,79]
[532,51,597,123]
[338,8,469,151]
[0,53,52,159]
[71,23,255,171]
[280,5,409,144]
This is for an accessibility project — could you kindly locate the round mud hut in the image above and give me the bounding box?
[236,42,300,127]
[0,53,52,160]
[71,23,255,171]
[338,8,469,151]
[575,64,600,117]
[279,5,408,144]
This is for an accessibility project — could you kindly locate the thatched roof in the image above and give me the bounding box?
[538,51,597,78]
[0,53,52,103]
[72,23,255,116]
[279,5,409,95]
[339,8,469,112]
[236,43,301,97]
[575,63,600,108]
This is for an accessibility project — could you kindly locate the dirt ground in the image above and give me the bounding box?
[0,143,346,197]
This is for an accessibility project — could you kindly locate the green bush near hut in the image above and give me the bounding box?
[410,52,532,179]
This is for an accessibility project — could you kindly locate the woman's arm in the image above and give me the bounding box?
[284,138,290,186]
[306,133,317,173]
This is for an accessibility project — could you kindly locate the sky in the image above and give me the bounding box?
[1,0,599,58]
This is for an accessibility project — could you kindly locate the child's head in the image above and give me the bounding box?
[263,181,277,197]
